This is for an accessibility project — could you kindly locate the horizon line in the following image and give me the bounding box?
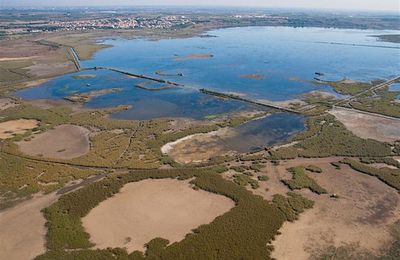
[1,4,400,13]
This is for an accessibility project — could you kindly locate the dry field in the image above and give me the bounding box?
[329,106,400,143]
[251,158,400,259]
[0,119,39,139]
[0,192,58,260]
[18,124,90,159]
[82,179,234,252]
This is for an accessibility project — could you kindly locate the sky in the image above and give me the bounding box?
[1,0,399,12]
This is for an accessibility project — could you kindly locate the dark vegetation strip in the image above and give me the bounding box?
[341,158,400,191]
[360,157,400,169]
[37,167,313,259]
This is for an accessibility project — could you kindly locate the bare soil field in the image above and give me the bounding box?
[263,158,400,259]
[329,107,400,143]
[18,124,90,159]
[0,119,39,139]
[82,179,234,252]
[0,192,58,260]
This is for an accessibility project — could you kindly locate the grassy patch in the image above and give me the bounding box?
[233,174,259,189]
[349,87,400,118]
[327,81,372,95]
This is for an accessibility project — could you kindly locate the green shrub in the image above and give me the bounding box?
[305,165,322,173]
[282,167,327,194]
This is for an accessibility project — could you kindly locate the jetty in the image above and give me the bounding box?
[199,89,301,114]
[86,67,184,87]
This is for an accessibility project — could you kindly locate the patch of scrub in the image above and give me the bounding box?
[0,98,18,111]
[17,124,90,159]
[0,119,39,139]
[82,179,234,252]
[329,107,400,143]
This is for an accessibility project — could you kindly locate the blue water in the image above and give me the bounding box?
[223,113,305,153]
[390,83,400,92]
[15,26,399,148]
[17,70,256,120]
[389,83,400,100]
[83,26,400,101]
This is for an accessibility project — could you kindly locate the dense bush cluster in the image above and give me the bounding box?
[282,166,327,194]
[272,192,314,222]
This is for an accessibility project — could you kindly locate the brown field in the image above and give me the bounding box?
[329,107,400,143]
[18,124,90,159]
[256,158,400,259]
[0,192,58,260]
[82,179,234,252]
[0,119,39,139]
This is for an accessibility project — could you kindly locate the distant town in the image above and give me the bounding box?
[0,8,398,36]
